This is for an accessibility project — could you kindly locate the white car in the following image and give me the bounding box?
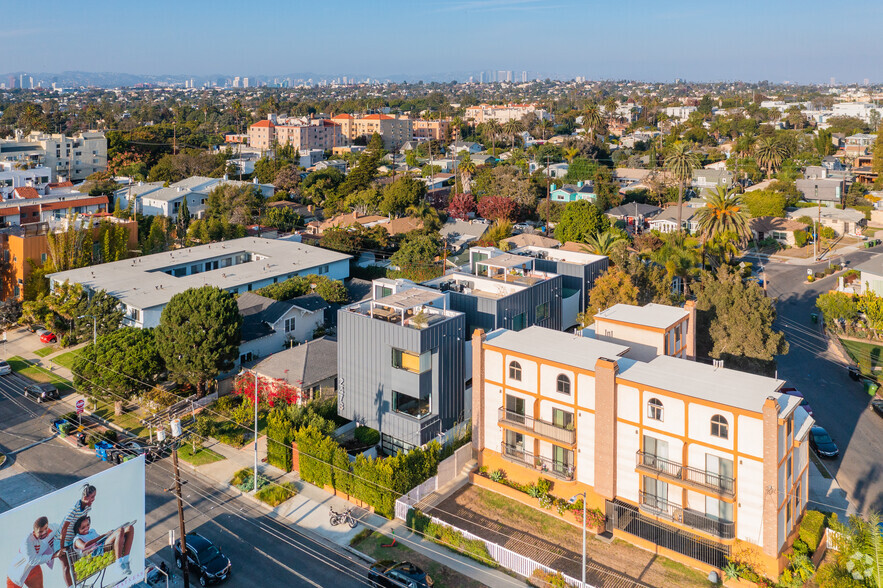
[0,360,11,376]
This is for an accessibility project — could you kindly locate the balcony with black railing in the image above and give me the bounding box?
[638,491,735,539]
[500,442,574,481]
[498,407,575,446]
[635,451,735,498]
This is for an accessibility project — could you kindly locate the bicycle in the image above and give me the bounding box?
[329,506,358,528]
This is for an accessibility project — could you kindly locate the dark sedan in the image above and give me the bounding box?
[368,561,433,588]
[23,383,60,403]
[174,532,231,586]
[809,426,839,459]
[871,398,883,418]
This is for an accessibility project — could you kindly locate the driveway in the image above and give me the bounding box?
[761,246,883,515]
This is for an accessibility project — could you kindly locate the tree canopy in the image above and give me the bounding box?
[72,327,164,402]
[554,200,610,243]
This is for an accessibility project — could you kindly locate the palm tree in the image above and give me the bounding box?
[651,233,700,297]
[664,143,701,234]
[754,136,788,178]
[582,230,627,257]
[503,119,524,150]
[484,120,502,157]
[458,154,477,194]
[405,201,441,232]
[694,185,751,245]
[582,103,603,143]
[564,147,580,164]
[537,119,553,140]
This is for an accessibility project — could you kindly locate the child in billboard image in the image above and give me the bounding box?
[71,516,133,576]
[58,485,96,588]
[6,516,62,588]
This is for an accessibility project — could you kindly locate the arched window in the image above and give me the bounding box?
[556,374,571,395]
[647,398,663,421]
[509,361,522,381]
[711,415,729,439]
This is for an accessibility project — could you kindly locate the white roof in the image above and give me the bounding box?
[618,355,792,413]
[594,303,688,330]
[49,238,350,311]
[486,326,630,368]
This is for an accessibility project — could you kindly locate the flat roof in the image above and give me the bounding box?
[618,354,792,414]
[854,255,883,277]
[486,326,630,368]
[594,303,688,330]
[49,238,350,311]
[477,253,534,269]
[376,288,445,310]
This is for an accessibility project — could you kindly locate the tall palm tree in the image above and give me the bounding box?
[582,230,627,257]
[503,119,524,150]
[458,154,477,194]
[651,233,700,297]
[754,136,788,178]
[582,103,603,144]
[694,185,751,244]
[537,119,553,140]
[484,120,502,157]
[564,147,580,164]
[405,201,441,231]
[664,143,701,234]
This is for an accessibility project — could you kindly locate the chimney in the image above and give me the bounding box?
[821,167,827,179]
[684,299,697,360]
[471,329,487,453]
[550,183,557,191]
[593,357,619,499]
[761,396,781,557]
[577,180,583,188]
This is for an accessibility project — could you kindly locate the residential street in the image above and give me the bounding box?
[757,245,883,516]
[0,374,373,588]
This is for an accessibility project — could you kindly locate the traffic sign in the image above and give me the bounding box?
[75,399,85,414]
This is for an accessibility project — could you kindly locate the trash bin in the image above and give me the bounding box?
[849,366,861,381]
[864,380,879,396]
[811,313,818,324]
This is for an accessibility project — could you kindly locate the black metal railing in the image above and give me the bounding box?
[500,442,574,481]
[636,450,735,496]
[498,407,575,445]
[638,491,735,539]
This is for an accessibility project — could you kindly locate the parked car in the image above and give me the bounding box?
[809,426,839,459]
[173,533,231,586]
[781,387,814,417]
[368,561,434,588]
[36,329,57,343]
[23,383,60,403]
[0,360,11,375]
[870,398,883,418]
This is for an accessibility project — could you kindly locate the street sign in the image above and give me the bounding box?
[75,399,86,414]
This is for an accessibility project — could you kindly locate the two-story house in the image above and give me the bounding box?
[236,292,328,365]
[472,325,812,577]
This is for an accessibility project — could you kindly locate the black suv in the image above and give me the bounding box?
[173,532,231,586]
[368,561,434,588]
[23,383,60,403]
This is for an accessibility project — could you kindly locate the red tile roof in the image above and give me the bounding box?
[47,181,74,189]
[332,114,353,119]
[0,207,20,216]
[251,120,275,128]
[13,187,39,199]
[362,114,393,120]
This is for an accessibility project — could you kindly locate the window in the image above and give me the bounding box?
[40,253,47,264]
[535,301,550,321]
[508,361,522,381]
[512,312,526,331]
[505,395,525,424]
[706,496,734,523]
[284,318,295,333]
[647,398,663,421]
[504,430,525,457]
[710,415,729,439]
[552,408,573,430]
[393,389,430,419]
[556,374,571,395]
[392,348,430,373]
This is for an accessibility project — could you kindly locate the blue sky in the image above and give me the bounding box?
[2,0,881,83]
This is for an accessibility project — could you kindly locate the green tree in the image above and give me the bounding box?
[274,164,302,194]
[337,133,384,197]
[72,328,164,402]
[816,292,859,328]
[46,213,91,272]
[754,136,788,178]
[582,104,603,143]
[825,512,883,588]
[261,206,300,232]
[144,216,172,254]
[177,196,190,233]
[580,267,639,326]
[695,266,788,375]
[742,190,787,218]
[873,133,883,188]
[483,120,502,157]
[582,230,627,256]
[664,143,701,233]
[389,233,442,282]
[502,119,524,149]
[458,154,476,194]
[554,200,610,243]
[694,185,751,245]
[155,286,242,397]
[563,157,598,183]
[380,177,426,217]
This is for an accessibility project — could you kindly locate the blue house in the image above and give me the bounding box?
[550,181,595,203]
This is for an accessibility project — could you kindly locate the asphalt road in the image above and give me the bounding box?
[0,374,373,588]
[758,246,883,515]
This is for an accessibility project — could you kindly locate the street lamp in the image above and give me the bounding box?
[569,492,587,587]
[238,367,260,493]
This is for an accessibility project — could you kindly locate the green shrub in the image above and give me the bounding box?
[214,395,239,415]
[255,482,297,507]
[354,426,380,446]
[794,230,808,248]
[489,469,506,483]
[231,468,251,487]
[407,510,497,568]
[536,478,552,496]
[267,408,295,471]
[792,538,810,556]
[798,510,830,552]
[529,570,575,588]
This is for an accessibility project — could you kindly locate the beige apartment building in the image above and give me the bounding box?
[412,119,452,142]
[471,304,812,578]
[248,118,345,151]
[331,113,412,150]
[0,130,107,181]
[464,103,550,125]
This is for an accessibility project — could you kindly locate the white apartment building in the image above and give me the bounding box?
[0,163,53,199]
[663,105,698,121]
[464,103,551,124]
[832,102,881,124]
[0,130,107,181]
[472,312,812,578]
[115,176,274,220]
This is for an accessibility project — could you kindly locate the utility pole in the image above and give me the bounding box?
[171,446,190,588]
[544,153,551,234]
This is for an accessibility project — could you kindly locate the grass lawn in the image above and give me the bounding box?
[51,350,81,370]
[90,401,147,437]
[34,346,56,358]
[177,444,225,466]
[350,530,485,588]
[840,338,883,378]
[7,356,73,392]
[205,412,269,448]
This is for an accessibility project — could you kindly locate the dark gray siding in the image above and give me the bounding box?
[447,276,563,337]
[534,257,608,312]
[337,309,465,447]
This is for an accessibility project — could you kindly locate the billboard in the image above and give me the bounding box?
[0,456,146,588]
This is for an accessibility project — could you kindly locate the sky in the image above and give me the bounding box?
[2,0,882,84]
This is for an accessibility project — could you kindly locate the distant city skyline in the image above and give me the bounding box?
[2,0,882,84]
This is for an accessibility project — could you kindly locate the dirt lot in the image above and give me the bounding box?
[350,530,486,588]
[428,485,712,588]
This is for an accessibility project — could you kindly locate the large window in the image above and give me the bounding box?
[392,390,431,419]
[392,349,430,373]
[647,398,663,421]
[505,395,525,424]
[705,496,734,523]
[710,415,729,439]
[509,361,522,381]
[552,408,573,430]
[556,374,571,395]
[536,301,550,321]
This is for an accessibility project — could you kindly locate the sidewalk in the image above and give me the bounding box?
[182,437,524,588]
[808,459,854,518]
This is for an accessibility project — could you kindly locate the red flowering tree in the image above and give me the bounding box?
[477,195,516,222]
[447,193,476,220]
[233,373,300,407]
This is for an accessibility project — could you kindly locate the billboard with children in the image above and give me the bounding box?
[0,456,146,588]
